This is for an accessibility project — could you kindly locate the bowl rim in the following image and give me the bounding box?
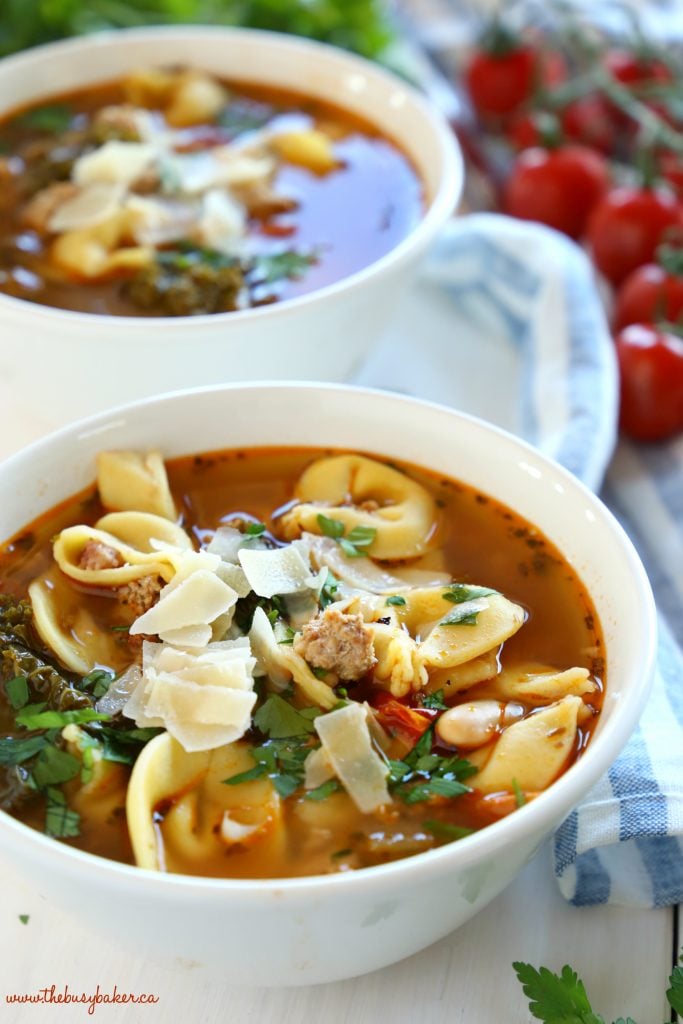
[0,25,463,331]
[0,381,658,898]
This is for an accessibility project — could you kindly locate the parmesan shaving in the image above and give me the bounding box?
[74,141,157,187]
[314,703,391,813]
[238,545,321,599]
[129,567,237,643]
[48,182,126,232]
[303,746,335,790]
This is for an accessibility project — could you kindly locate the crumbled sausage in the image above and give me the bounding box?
[118,575,164,619]
[294,607,376,681]
[78,540,124,571]
[21,182,79,233]
[233,181,298,220]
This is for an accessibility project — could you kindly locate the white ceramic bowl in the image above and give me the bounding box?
[0,28,461,425]
[0,384,656,985]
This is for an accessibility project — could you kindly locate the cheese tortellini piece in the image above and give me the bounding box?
[280,454,439,560]
[97,450,177,520]
[127,733,283,871]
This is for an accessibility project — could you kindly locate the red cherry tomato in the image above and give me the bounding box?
[506,110,560,150]
[465,44,537,120]
[503,145,610,239]
[603,48,672,87]
[615,263,683,330]
[587,187,683,286]
[659,152,683,197]
[615,324,683,442]
[371,694,433,745]
[559,94,618,155]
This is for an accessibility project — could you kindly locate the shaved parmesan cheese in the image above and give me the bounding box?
[197,188,246,253]
[126,194,197,245]
[304,746,335,790]
[123,637,257,752]
[48,182,126,232]
[129,567,237,642]
[158,624,213,648]
[215,561,251,598]
[74,141,157,187]
[238,545,320,598]
[314,703,391,813]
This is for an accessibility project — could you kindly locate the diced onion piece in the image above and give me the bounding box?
[48,182,125,232]
[96,663,141,716]
[314,702,390,813]
[74,141,157,187]
[97,450,176,520]
[238,545,319,599]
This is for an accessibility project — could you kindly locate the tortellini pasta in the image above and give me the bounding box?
[126,733,283,871]
[97,450,177,521]
[280,454,439,560]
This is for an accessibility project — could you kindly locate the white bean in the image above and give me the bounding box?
[436,700,504,750]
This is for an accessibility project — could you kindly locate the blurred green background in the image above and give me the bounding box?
[0,0,393,60]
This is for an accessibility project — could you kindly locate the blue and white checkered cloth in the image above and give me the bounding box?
[356,212,683,908]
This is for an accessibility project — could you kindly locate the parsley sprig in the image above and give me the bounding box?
[440,584,498,627]
[513,950,683,1023]
[317,514,377,558]
[387,727,476,805]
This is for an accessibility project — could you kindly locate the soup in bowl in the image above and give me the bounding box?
[0,384,655,984]
[0,29,461,423]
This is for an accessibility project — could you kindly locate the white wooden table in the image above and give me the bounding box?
[0,387,677,1024]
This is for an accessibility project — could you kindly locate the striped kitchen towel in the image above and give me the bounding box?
[355,211,683,908]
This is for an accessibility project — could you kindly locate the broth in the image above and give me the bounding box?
[0,75,422,316]
[0,448,604,878]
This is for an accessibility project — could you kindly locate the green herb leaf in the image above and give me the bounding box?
[346,525,376,549]
[388,728,476,805]
[271,774,301,798]
[667,960,683,1015]
[44,787,80,839]
[320,569,340,610]
[250,250,317,285]
[254,694,320,739]
[443,584,497,605]
[304,778,340,801]
[223,763,268,786]
[402,777,471,804]
[385,595,406,607]
[512,778,526,808]
[17,104,73,133]
[512,962,605,1024]
[440,603,486,627]
[317,514,345,539]
[5,675,29,710]
[277,627,296,646]
[31,746,81,788]
[18,914,29,925]
[245,522,266,537]
[15,705,109,731]
[420,689,447,710]
[423,819,474,841]
[0,733,48,765]
[98,725,163,765]
[80,669,115,698]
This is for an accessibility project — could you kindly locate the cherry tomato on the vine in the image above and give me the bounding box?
[603,48,673,87]
[503,145,610,239]
[587,186,683,285]
[615,324,683,442]
[560,94,618,155]
[465,40,566,122]
[615,262,683,330]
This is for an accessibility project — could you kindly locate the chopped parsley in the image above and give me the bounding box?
[18,914,29,925]
[512,778,526,808]
[31,745,81,788]
[44,787,80,839]
[277,626,297,646]
[253,694,321,739]
[304,778,341,801]
[320,569,340,609]
[244,522,266,537]
[249,250,317,285]
[5,675,29,710]
[16,103,73,133]
[14,704,109,731]
[223,736,312,798]
[419,689,448,711]
[98,725,164,765]
[423,819,474,841]
[0,733,49,765]
[316,514,377,558]
[80,669,115,698]
[388,728,476,805]
[385,595,406,607]
[443,584,497,604]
